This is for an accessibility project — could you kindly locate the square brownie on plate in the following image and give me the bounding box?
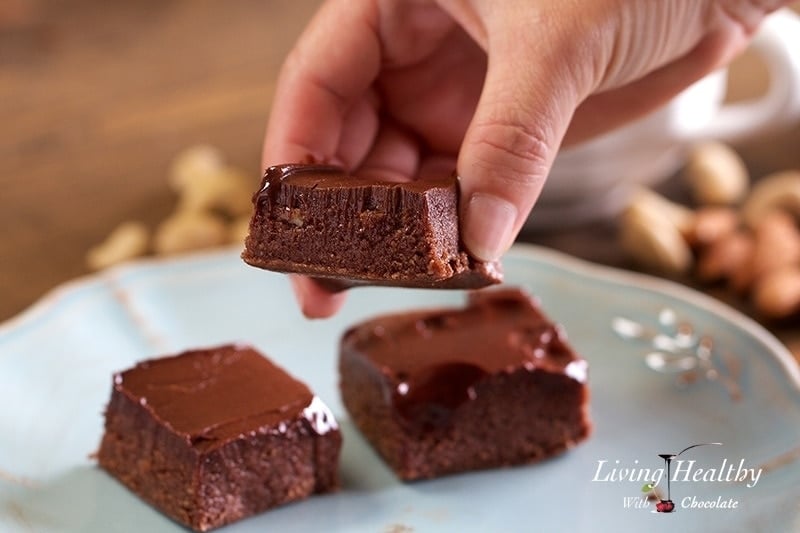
[97,344,340,531]
[339,288,591,481]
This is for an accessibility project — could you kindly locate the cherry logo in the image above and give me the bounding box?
[655,500,675,513]
[643,442,723,514]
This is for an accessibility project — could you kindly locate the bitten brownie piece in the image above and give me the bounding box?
[339,288,591,481]
[241,164,502,290]
[97,344,341,532]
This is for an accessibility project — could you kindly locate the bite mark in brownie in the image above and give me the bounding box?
[339,287,591,481]
[97,344,341,531]
[241,164,502,290]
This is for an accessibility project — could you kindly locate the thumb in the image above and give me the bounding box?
[458,31,583,261]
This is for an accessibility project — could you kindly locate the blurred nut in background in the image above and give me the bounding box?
[176,166,253,218]
[747,211,800,282]
[752,267,800,319]
[154,211,228,256]
[683,141,749,205]
[620,198,693,275]
[86,221,150,271]
[88,144,258,267]
[168,144,226,193]
[696,231,753,284]
[629,187,695,236]
[620,138,800,322]
[684,207,739,248]
[741,170,800,228]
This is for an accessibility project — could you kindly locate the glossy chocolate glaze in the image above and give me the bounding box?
[255,164,456,208]
[255,164,342,206]
[115,344,336,447]
[342,287,588,429]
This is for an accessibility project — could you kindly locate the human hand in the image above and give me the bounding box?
[263,0,790,318]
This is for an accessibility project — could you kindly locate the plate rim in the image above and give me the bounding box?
[508,245,800,391]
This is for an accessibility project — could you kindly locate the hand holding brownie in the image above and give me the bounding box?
[263,0,790,318]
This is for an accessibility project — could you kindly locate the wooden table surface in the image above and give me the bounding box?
[2,0,799,360]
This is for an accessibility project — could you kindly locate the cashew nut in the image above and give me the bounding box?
[741,170,800,228]
[752,266,800,319]
[683,141,749,205]
[153,211,228,255]
[620,199,693,275]
[628,187,696,236]
[168,144,225,193]
[177,166,254,218]
[86,221,150,271]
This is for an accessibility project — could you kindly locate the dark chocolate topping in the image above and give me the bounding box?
[256,164,342,205]
[345,288,583,376]
[343,287,588,428]
[255,163,459,214]
[393,362,490,430]
[115,344,333,447]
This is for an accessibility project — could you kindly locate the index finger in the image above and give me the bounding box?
[263,0,382,168]
[261,0,382,318]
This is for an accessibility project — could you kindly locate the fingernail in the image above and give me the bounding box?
[463,193,518,261]
[289,275,308,305]
[289,275,346,319]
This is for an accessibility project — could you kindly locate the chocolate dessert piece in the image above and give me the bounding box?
[97,344,341,532]
[339,288,591,481]
[241,164,502,290]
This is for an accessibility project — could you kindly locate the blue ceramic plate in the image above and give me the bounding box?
[2,245,799,533]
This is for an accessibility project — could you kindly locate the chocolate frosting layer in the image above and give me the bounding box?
[255,164,456,209]
[115,344,335,448]
[344,288,584,375]
[342,288,588,428]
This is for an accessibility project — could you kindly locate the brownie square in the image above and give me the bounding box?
[339,288,591,481]
[97,344,341,531]
[241,164,502,290]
